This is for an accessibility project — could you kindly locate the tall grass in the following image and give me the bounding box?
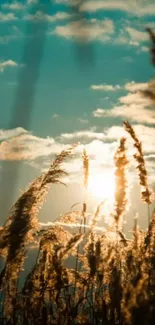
[113,137,128,231]
[0,122,155,325]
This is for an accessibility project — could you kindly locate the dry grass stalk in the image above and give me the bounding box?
[82,148,89,232]
[90,201,104,231]
[133,214,139,251]
[124,121,152,206]
[114,137,128,230]
[83,148,89,191]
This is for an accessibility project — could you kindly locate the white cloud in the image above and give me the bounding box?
[115,25,149,48]
[0,60,18,72]
[93,108,107,117]
[80,0,134,13]
[104,125,127,140]
[93,104,155,124]
[91,84,121,91]
[78,118,89,123]
[93,88,155,124]
[133,125,155,154]
[49,7,149,49]
[85,139,117,158]
[80,0,155,16]
[1,123,155,187]
[59,125,155,185]
[124,81,149,92]
[92,80,155,124]
[60,130,106,140]
[0,12,18,21]
[91,81,149,93]
[52,18,114,42]
[126,27,148,43]
[60,128,120,144]
[119,92,151,105]
[106,124,155,156]
[0,127,27,141]
[139,4,155,16]
[25,10,72,22]
[2,2,25,10]
[62,158,82,174]
[60,124,155,158]
[0,129,66,161]
[0,126,116,174]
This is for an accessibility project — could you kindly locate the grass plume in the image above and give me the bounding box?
[124,121,152,205]
[113,137,128,230]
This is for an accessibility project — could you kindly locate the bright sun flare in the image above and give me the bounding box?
[88,171,115,204]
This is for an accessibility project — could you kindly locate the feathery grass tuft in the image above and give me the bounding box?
[113,137,128,230]
[124,121,152,205]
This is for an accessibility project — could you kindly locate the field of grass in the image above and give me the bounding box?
[0,120,155,325]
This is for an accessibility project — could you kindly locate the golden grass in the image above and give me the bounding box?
[0,122,155,325]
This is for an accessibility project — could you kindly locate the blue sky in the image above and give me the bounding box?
[0,0,155,231]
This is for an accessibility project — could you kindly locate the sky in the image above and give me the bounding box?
[0,0,155,232]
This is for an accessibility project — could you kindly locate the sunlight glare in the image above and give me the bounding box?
[88,171,115,204]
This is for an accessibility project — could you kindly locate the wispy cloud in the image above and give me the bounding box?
[115,24,149,48]
[2,2,25,10]
[119,92,150,105]
[93,104,155,124]
[124,81,149,92]
[59,124,155,151]
[91,84,121,91]
[52,18,114,42]
[80,0,155,16]
[80,1,134,13]
[0,127,27,141]
[91,81,148,93]
[60,124,155,184]
[0,12,18,22]
[92,80,155,124]
[78,118,89,124]
[25,10,72,22]
[0,60,18,72]
[105,124,155,156]
[1,123,155,185]
[0,128,66,161]
[60,129,106,141]
[126,27,148,44]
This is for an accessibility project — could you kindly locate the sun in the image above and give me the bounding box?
[88,170,115,204]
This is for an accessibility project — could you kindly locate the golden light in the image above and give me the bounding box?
[88,170,115,204]
[87,170,115,225]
